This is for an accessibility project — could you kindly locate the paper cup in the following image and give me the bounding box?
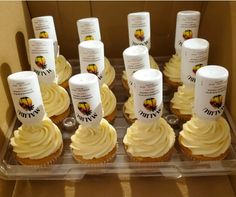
[123,45,150,89]
[128,12,151,49]
[175,11,200,56]
[77,17,101,42]
[7,71,45,124]
[78,40,105,85]
[181,38,209,85]
[132,69,162,122]
[194,65,228,119]
[29,39,56,84]
[32,16,58,57]
[69,73,103,126]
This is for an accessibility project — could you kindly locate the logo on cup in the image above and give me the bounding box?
[143,98,157,112]
[35,56,47,69]
[134,29,145,41]
[192,64,203,74]
[78,101,92,116]
[19,97,34,111]
[183,29,193,40]
[210,95,223,109]
[84,35,94,41]
[39,31,49,39]
[87,64,98,75]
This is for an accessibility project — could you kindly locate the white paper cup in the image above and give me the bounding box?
[77,17,101,42]
[29,39,56,84]
[194,65,228,119]
[32,16,58,57]
[78,40,105,85]
[7,71,46,125]
[181,38,209,85]
[128,12,151,49]
[123,45,150,89]
[132,69,162,122]
[175,11,200,56]
[69,73,103,126]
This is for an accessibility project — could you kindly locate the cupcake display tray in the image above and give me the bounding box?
[0,58,236,180]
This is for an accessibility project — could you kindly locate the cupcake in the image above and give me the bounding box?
[40,83,70,124]
[123,96,136,124]
[122,55,159,92]
[55,55,72,88]
[163,54,182,90]
[100,83,117,122]
[104,57,116,88]
[178,115,231,161]
[70,118,117,163]
[170,85,194,122]
[123,118,175,162]
[10,117,63,166]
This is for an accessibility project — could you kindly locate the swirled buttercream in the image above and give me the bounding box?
[70,118,117,159]
[104,57,115,86]
[123,118,175,157]
[40,83,70,117]
[163,54,181,83]
[171,85,194,115]
[179,116,231,157]
[124,96,136,120]
[10,117,62,159]
[55,55,72,84]
[100,84,116,117]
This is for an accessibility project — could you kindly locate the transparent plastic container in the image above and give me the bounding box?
[0,58,236,180]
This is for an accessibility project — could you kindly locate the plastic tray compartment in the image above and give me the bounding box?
[0,58,236,180]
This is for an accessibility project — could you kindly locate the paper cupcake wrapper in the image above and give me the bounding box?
[50,107,70,124]
[104,107,117,124]
[169,102,192,123]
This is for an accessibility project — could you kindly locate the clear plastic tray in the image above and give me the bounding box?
[0,58,236,180]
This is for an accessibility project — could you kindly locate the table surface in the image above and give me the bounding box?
[1,175,236,197]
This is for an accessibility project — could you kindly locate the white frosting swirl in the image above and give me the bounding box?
[163,54,181,83]
[104,57,115,86]
[70,118,117,159]
[124,96,136,120]
[100,84,116,117]
[10,117,62,159]
[40,83,70,117]
[55,55,72,85]
[123,118,175,158]
[179,116,231,157]
[122,55,158,81]
[171,85,194,115]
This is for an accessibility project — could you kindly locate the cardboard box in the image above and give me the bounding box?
[0,1,236,196]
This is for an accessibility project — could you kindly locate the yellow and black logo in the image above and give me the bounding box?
[143,98,157,112]
[183,29,193,40]
[210,95,223,109]
[78,101,92,116]
[87,64,98,75]
[35,56,47,69]
[39,31,49,39]
[84,35,94,41]
[134,29,145,41]
[19,97,34,111]
[192,64,203,74]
